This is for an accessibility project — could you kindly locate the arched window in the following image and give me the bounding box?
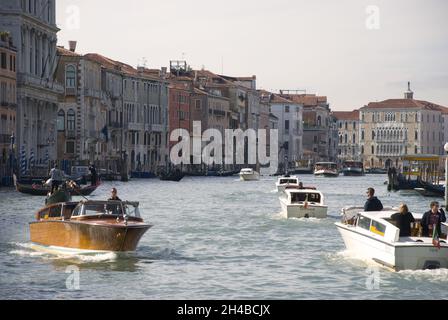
[67,109,76,131]
[317,116,322,127]
[57,109,65,131]
[66,65,76,88]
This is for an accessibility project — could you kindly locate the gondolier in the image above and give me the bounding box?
[49,164,64,194]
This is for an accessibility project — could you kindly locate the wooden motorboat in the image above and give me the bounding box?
[30,200,152,253]
[14,175,100,196]
[336,207,448,271]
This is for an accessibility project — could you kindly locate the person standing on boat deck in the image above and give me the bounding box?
[421,202,447,237]
[391,204,415,237]
[364,188,384,212]
[108,188,122,201]
[89,163,98,186]
[49,164,64,194]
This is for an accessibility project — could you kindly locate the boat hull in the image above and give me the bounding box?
[342,168,364,176]
[240,172,260,181]
[314,170,339,177]
[29,220,151,252]
[336,223,448,271]
[280,199,328,219]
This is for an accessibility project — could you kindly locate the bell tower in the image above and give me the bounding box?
[404,81,414,100]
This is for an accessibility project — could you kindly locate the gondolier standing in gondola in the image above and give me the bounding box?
[49,164,64,194]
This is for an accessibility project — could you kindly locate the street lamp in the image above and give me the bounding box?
[444,142,448,208]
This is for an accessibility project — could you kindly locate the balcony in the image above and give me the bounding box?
[17,73,64,94]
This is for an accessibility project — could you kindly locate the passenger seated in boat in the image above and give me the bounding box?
[298,182,304,189]
[391,204,415,237]
[421,201,447,238]
[364,188,383,212]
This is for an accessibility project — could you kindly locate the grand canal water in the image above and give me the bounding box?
[0,174,447,300]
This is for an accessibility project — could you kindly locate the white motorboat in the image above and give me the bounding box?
[336,207,448,271]
[279,188,328,218]
[314,162,339,177]
[275,175,300,192]
[239,168,260,181]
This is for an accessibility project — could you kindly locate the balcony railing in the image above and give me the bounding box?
[0,134,12,144]
[17,73,64,94]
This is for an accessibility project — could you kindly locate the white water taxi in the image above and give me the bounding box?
[275,175,300,192]
[279,188,328,218]
[314,162,339,177]
[239,168,260,181]
[336,207,448,271]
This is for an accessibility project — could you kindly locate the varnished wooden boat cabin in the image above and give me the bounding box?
[30,201,152,252]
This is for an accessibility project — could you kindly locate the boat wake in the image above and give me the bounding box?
[9,242,118,263]
[398,268,448,281]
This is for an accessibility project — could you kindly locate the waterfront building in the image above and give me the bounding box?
[333,110,361,163]
[261,90,303,168]
[55,44,109,172]
[0,32,17,185]
[360,83,448,169]
[168,82,192,150]
[279,92,334,163]
[0,0,63,175]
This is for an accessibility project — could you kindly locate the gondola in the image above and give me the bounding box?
[13,175,100,196]
[159,170,185,182]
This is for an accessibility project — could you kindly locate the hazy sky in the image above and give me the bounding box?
[56,0,448,110]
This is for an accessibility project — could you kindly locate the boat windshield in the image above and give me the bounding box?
[280,179,298,184]
[71,201,141,217]
[291,192,321,204]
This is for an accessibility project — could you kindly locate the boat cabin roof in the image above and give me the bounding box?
[240,168,254,172]
[359,210,424,221]
[315,162,337,165]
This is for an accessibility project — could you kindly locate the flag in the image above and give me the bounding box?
[433,224,441,250]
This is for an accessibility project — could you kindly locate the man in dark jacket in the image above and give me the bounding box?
[364,188,384,212]
[421,201,447,237]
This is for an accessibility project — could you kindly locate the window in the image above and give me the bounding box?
[285,106,289,113]
[195,99,201,109]
[285,120,289,133]
[65,65,76,88]
[67,109,75,131]
[0,53,6,69]
[66,141,75,154]
[57,109,65,131]
[358,216,372,231]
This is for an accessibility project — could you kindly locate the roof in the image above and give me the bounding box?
[362,99,448,112]
[84,53,138,76]
[333,110,360,121]
[280,94,328,106]
[57,46,82,57]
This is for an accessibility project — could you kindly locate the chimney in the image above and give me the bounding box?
[161,67,167,77]
[68,41,77,52]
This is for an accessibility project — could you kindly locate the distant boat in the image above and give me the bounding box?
[159,170,185,182]
[30,200,152,253]
[13,175,100,197]
[314,162,339,177]
[279,187,327,219]
[342,160,364,176]
[239,168,260,181]
[366,168,387,174]
[131,171,157,179]
[275,175,300,192]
